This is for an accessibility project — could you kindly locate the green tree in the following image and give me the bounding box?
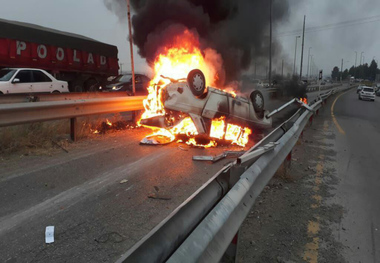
[342,69,349,80]
[349,66,355,77]
[369,60,378,80]
[331,66,340,80]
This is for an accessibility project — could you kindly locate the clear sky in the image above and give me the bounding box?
[0,0,379,79]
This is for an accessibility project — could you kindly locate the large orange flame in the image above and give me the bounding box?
[139,29,251,148]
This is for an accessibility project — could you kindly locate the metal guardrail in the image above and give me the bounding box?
[0,91,130,104]
[116,87,348,263]
[0,96,145,140]
[0,96,145,127]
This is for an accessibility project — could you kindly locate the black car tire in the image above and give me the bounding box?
[250,90,265,114]
[70,80,84,92]
[187,69,206,97]
[85,78,99,92]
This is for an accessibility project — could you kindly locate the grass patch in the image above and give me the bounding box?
[0,113,134,156]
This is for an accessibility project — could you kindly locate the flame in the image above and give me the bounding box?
[106,119,112,126]
[210,117,226,139]
[300,98,308,104]
[138,29,251,148]
[186,138,217,148]
[225,124,252,147]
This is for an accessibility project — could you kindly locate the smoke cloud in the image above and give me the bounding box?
[103,0,291,85]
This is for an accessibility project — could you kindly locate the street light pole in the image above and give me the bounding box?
[300,15,306,80]
[293,36,300,76]
[126,0,135,95]
[281,59,284,78]
[360,52,364,65]
[269,0,272,86]
[307,47,312,79]
[310,55,313,79]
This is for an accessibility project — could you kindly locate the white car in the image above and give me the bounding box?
[358,86,375,101]
[141,69,272,135]
[0,68,68,94]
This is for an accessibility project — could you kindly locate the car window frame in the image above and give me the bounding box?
[14,70,33,83]
[32,70,53,83]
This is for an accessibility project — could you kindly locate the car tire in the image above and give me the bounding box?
[250,90,265,114]
[187,69,206,97]
[52,90,60,93]
[84,78,99,92]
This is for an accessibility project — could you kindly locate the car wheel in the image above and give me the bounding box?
[187,69,206,97]
[52,90,60,93]
[250,90,265,114]
[85,78,99,92]
[0,91,3,95]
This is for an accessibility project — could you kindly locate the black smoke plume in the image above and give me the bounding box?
[104,0,290,85]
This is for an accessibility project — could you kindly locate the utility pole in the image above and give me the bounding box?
[360,52,364,65]
[269,0,272,87]
[354,51,357,79]
[307,47,312,79]
[293,36,300,76]
[310,55,313,79]
[299,15,306,80]
[119,63,123,74]
[281,59,284,78]
[126,0,135,95]
[341,58,343,82]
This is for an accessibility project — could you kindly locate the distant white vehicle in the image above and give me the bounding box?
[0,68,69,94]
[358,86,375,101]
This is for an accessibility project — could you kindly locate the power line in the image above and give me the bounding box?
[277,14,380,37]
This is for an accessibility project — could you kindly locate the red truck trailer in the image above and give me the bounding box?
[0,18,119,92]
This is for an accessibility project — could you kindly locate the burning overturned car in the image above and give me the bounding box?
[139,69,272,147]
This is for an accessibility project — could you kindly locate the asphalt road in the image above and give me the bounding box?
[0,83,344,262]
[330,88,380,262]
[237,86,379,262]
[0,91,301,262]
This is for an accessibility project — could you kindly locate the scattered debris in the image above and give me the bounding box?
[52,141,69,153]
[178,146,188,151]
[95,232,124,243]
[119,179,128,184]
[140,135,172,145]
[192,150,245,163]
[45,226,55,244]
[148,194,171,200]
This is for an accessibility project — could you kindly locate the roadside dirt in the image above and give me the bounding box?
[238,117,346,262]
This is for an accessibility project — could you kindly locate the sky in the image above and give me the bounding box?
[0,0,379,79]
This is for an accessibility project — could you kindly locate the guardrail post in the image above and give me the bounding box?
[309,115,313,126]
[70,117,77,141]
[221,231,239,262]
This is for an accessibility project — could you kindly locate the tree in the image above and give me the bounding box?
[331,66,340,80]
[342,69,349,80]
[369,59,378,80]
[349,66,355,77]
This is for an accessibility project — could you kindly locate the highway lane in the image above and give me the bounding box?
[0,93,299,262]
[329,88,380,262]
